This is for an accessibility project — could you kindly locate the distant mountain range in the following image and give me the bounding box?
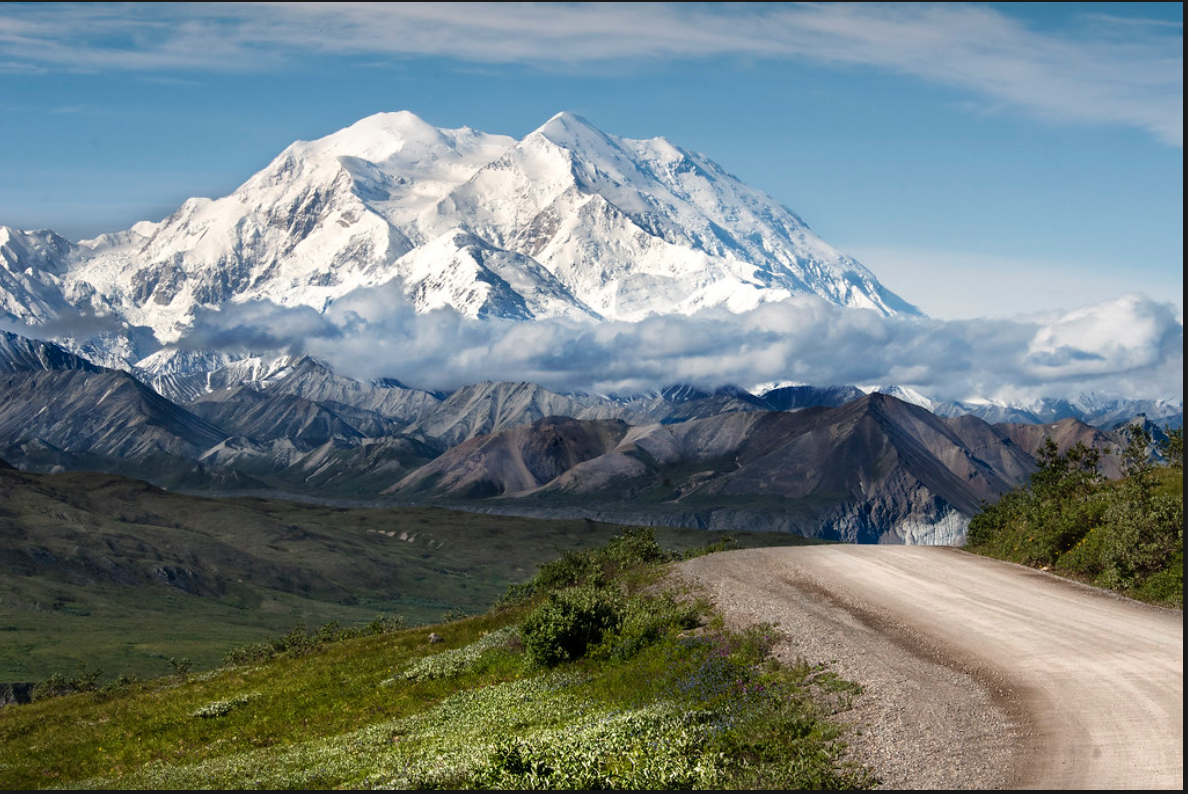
[0,111,1179,544]
[3,328,1172,544]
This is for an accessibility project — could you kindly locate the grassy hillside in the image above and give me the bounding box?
[0,467,816,682]
[965,426,1183,607]
[0,530,872,790]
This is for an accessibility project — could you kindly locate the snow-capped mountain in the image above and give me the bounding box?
[0,328,101,373]
[857,384,938,411]
[0,228,78,324]
[0,110,920,361]
[931,394,1184,430]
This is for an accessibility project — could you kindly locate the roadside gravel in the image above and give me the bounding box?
[677,546,1183,790]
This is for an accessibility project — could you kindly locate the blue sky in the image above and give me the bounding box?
[0,2,1181,323]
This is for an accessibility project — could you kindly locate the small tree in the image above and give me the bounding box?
[1002,438,1107,566]
[1030,438,1102,498]
[1119,424,1155,501]
[1159,426,1183,469]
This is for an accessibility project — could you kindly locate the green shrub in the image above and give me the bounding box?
[595,591,702,662]
[1160,426,1183,468]
[223,614,406,666]
[1134,551,1183,607]
[1099,493,1183,587]
[530,549,603,592]
[191,692,259,719]
[477,706,729,790]
[967,430,1183,605]
[965,491,1023,552]
[522,585,625,666]
[397,626,519,682]
[600,526,674,569]
[30,672,72,701]
[92,672,141,701]
[682,534,740,560]
[499,526,677,607]
[1057,521,1109,578]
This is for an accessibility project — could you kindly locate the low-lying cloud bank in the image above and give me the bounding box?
[172,285,1182,403]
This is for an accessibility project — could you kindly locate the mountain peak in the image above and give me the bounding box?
[531,111,616,150]
[0,329,103,374]
[539,110,597,131]
[310,111,446,155]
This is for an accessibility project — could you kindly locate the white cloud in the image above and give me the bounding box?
[0,3,1180,145]
[171,284,1183,404]
[1025,293,1179,379]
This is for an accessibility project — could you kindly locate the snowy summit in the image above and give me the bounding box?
[1,110,920,361]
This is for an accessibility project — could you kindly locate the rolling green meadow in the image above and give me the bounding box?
[0,527,869,790]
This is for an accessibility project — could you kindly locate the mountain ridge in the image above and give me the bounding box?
[0,327,1164,543]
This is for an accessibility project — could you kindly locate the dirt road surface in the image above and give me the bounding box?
[678,546,1183,790]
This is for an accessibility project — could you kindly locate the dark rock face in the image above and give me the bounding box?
[760,384,865,411]
[0,369,226,460]
[404,382,614,448]
[0,682,34,707]
[0,329,103,374]
[152,565,223,597]
[187,386,366,449]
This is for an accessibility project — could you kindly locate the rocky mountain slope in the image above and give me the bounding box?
[386,394,1080,544]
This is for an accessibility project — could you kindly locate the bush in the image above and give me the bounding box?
[1135,551,1183,606]
[522,585,625,666]
[966,429,1182,605]
[601,526,674,569]
[31,662,102,701]
[223,614,406,666]
[682,534,740,560]
[1099,493,1183,587]
[191,692,259,719]
[93,673,141,702]
[499,526,675,606]
[595,591,702,662]
[397,626,519,682]
[1160,426,1183,468]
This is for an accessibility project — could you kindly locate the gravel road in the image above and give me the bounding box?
[678,546,1183,790]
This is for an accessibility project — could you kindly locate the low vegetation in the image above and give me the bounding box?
[0,528,872,789]
[966,425,1183,607]
[0,466,817,682]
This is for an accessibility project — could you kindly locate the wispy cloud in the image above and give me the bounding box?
[1083,13,1184,30]
[0,3,1180,145]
